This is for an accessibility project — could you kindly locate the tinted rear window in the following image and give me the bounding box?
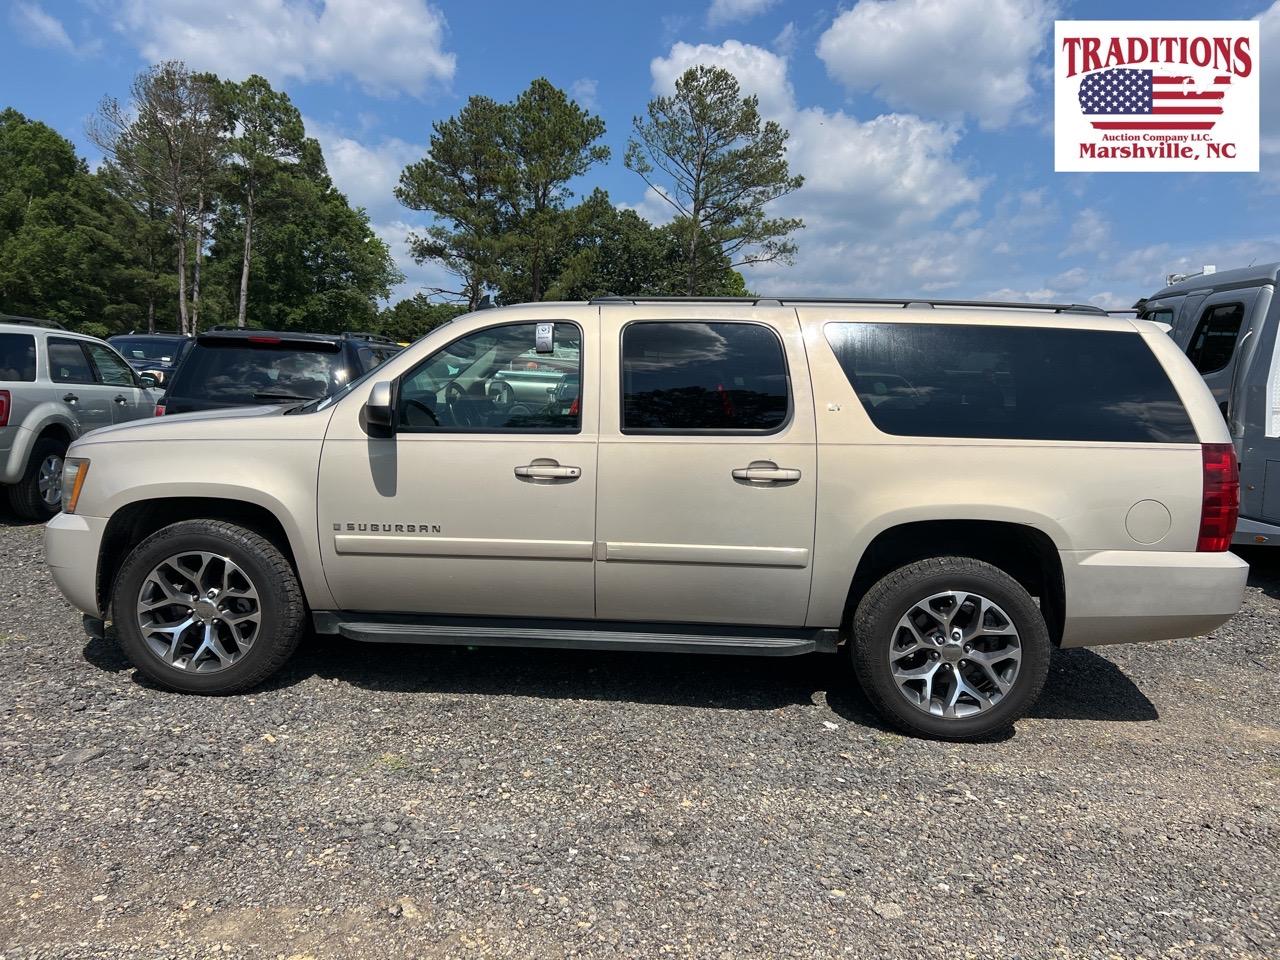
[168,340,346,404]
[0,333,36,382]
[825,322,1197,443]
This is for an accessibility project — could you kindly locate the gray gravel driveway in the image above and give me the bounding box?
[0,515,1276,958]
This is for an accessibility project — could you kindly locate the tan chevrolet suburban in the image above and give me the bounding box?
[43,297,1249,739]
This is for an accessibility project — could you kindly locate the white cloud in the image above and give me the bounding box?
[645,41,983,292]
[816,0,1054,129]
[707,0,779,27]
[307,121,435,302]
[1257,3,1280,165]
[651,40,794,116]
[306,119,423,222]
[1060,208,1109,259]
[618,186,677,226]
[773,22,798,57]
[115,0,456,96]
[570,78,599,112]
[10,2,98,56]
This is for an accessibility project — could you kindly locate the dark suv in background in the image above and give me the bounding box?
[107,332,192,388]
[157,330,400,415]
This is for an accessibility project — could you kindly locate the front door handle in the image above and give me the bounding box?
[515,462,581,480]
[63,393,79,403]
[732,463,802,483]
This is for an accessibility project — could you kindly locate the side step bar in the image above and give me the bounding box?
[313,612,838,657]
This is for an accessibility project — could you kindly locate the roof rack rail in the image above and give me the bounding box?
[587,295,1107,315]
[0,313,67,330]
[342,331,398,344]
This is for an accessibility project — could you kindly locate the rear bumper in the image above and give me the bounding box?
[44,512,109,617]
[1233,515,1280,546]
[1060,549,1248,647]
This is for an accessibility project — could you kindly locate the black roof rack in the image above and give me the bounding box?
[587,295,1108,315]
[0,313,67,330]
[342,331,398,344]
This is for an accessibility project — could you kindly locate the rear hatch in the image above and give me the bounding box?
[162,334,347,415]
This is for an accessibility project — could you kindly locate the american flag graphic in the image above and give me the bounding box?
[1078,67,1229,131]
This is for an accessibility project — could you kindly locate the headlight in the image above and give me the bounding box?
[61,458,90,515]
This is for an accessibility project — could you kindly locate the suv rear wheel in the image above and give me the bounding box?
[7,436,67,521]
[112,520,306,693]
[851,557,1051,740]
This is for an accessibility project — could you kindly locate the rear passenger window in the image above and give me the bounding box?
[621,322,789,433]
[825,322,1198,443]
[1186,303,1244,374]
[47,339,96,385]
[0,333,36,381]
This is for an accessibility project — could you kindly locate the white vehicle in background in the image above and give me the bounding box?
[1140,263,1280,545]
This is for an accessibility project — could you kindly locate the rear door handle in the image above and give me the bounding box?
[732,464,802,483]
[113,394,129,405]
[63,393,79,403]
[515,462,581,480]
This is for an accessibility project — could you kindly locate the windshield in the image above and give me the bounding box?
[168,341,347,404]
[111,337,185,363]
[295,362,382,413]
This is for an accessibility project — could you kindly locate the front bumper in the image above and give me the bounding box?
[44,512,109,617]
[1059,549,1249,647]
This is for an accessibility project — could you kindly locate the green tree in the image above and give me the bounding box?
[0,108,148,331]
[499,78,608,302]
[217,75,306,328]
[625,65,803,295]
[89,61,224,333]
[543,189,748,301]
[376,294,465,342]
[396,95,509,310]
[205,140,401,332]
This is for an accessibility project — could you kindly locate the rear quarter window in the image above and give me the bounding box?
[824,322,1198,443]
[0,333,37,381]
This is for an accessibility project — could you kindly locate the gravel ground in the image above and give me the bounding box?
[0,514,1276,960]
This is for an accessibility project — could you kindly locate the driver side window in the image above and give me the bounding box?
[396,322,582,433]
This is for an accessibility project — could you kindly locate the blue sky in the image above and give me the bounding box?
[3,0,1279,308]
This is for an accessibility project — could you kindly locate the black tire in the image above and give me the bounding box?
[7,436,67,521]
[112,520,306,694]
[850,557,1051,741]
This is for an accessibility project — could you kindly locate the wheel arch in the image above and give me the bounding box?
[96,497,305,616]
[844,519,1066,645]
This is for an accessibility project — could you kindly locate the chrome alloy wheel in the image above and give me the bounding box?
[888,591,1022,719]
[135,552,261,673]
[38,453,63,508]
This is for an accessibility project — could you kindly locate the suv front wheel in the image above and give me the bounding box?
[112,520,306,693]
[8,436,67,521]
[851,557,1051,740]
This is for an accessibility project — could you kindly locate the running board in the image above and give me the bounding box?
[313,612,837,657]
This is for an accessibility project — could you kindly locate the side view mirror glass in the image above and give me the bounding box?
[365,380,394,429]
[139,374,159,389]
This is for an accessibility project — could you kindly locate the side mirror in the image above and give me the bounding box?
[365,380,394,429]
[139,374,159,389]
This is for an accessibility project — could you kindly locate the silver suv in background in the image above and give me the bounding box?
[1,317,158,519]
[1140,263,1280,545]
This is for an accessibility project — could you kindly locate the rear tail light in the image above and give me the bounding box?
[154,404,166,416]
[0,389,9,427]
[1197,443,1239,552]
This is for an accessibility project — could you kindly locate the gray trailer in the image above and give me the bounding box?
[1140,263,1280,545]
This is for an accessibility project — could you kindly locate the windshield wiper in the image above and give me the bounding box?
[251,391,316,403]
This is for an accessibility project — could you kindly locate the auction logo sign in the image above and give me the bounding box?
[1054,21,1259,172]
